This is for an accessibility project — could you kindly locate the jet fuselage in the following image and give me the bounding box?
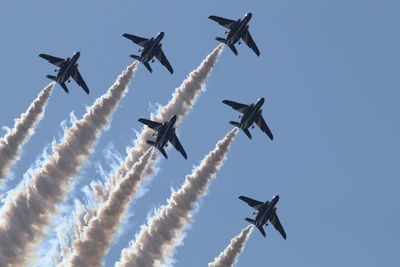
[155,114,177,149]
[56,52,80,84]
[255,195,279,227]
[239,97,264,130]
[226,13,252,46]
[140,32,164,63]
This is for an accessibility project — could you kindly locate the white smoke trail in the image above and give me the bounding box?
[0,83,54,181]
[208,225,253,267]
[60,148,154,267]
[0,62,138,267]
[115,128,238,267]
[97,44,224,203]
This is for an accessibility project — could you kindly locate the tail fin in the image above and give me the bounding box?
[215,37,227,44]
[129,54,141,61]
[242,128,252,139]
[229,121,240,127]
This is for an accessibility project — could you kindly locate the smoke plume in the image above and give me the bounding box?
[0,62,138,267]
[97,44,224,203]
[208,225,253,267]
[62,148,154,267]
[0,83,54,181]
[115,128,238,267]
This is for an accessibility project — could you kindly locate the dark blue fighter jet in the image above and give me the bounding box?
[123,32,173,74]
[39,52,90,94]
[138,115,187,159]
[223,97,273,140]
[240,195,287,239]
[209,12,260,56]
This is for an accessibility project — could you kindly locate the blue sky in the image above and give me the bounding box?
[1,0,399,266]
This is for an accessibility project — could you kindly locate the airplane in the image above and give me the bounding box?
[209,12,260,56]
[222,97,273,140]
[39,52,90,94]
[239,195,287,239]
[138,115,187,159]
[122,32,174,74]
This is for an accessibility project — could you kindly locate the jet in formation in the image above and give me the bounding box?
[209,12,260,56]
[239,195,287,239]
[123,32,173,74]
[223,97,273,140]
[138,115,187,159]
[39,52,90,94]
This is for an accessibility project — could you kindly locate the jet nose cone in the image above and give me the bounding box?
[158,32,165,38]
[258,97,265,105]
[74,52,81,58]
[273,195,280,201]
[246,13,252,19]
[170,115,177,123]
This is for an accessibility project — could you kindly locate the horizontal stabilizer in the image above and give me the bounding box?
[158,146,168,159]
[146,140,156,147]
[215,37,227,44]
[242,128,252,139]
[229,121,240,127]
[228,44,238,56]
[129,54,141,61]
[46,75,57,81]
[60,82,69,94]
[245,217,255,224]
[143,61,153,73]
[257,226,266,237]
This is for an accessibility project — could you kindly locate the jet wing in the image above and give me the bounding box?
[138,118,163,132]
[122,33,149,47]
[39,54,65,67]
[242,31,260,56]
[239,196,264,211]
[222,100,249,113]
[170,132,187,159]
[208,15,236,29]
[270,212,287,239]
[72,69,90,94]
[255,115,273,140]
[156,49,173,74]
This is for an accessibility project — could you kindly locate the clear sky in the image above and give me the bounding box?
[1,0,399,266]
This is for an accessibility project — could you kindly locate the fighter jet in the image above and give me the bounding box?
[138,115,187,159]
[239,195,287,239]
[223,97,273,140]
[39,52,90,94]
[122,32,173,74]
[209,12,260,56]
